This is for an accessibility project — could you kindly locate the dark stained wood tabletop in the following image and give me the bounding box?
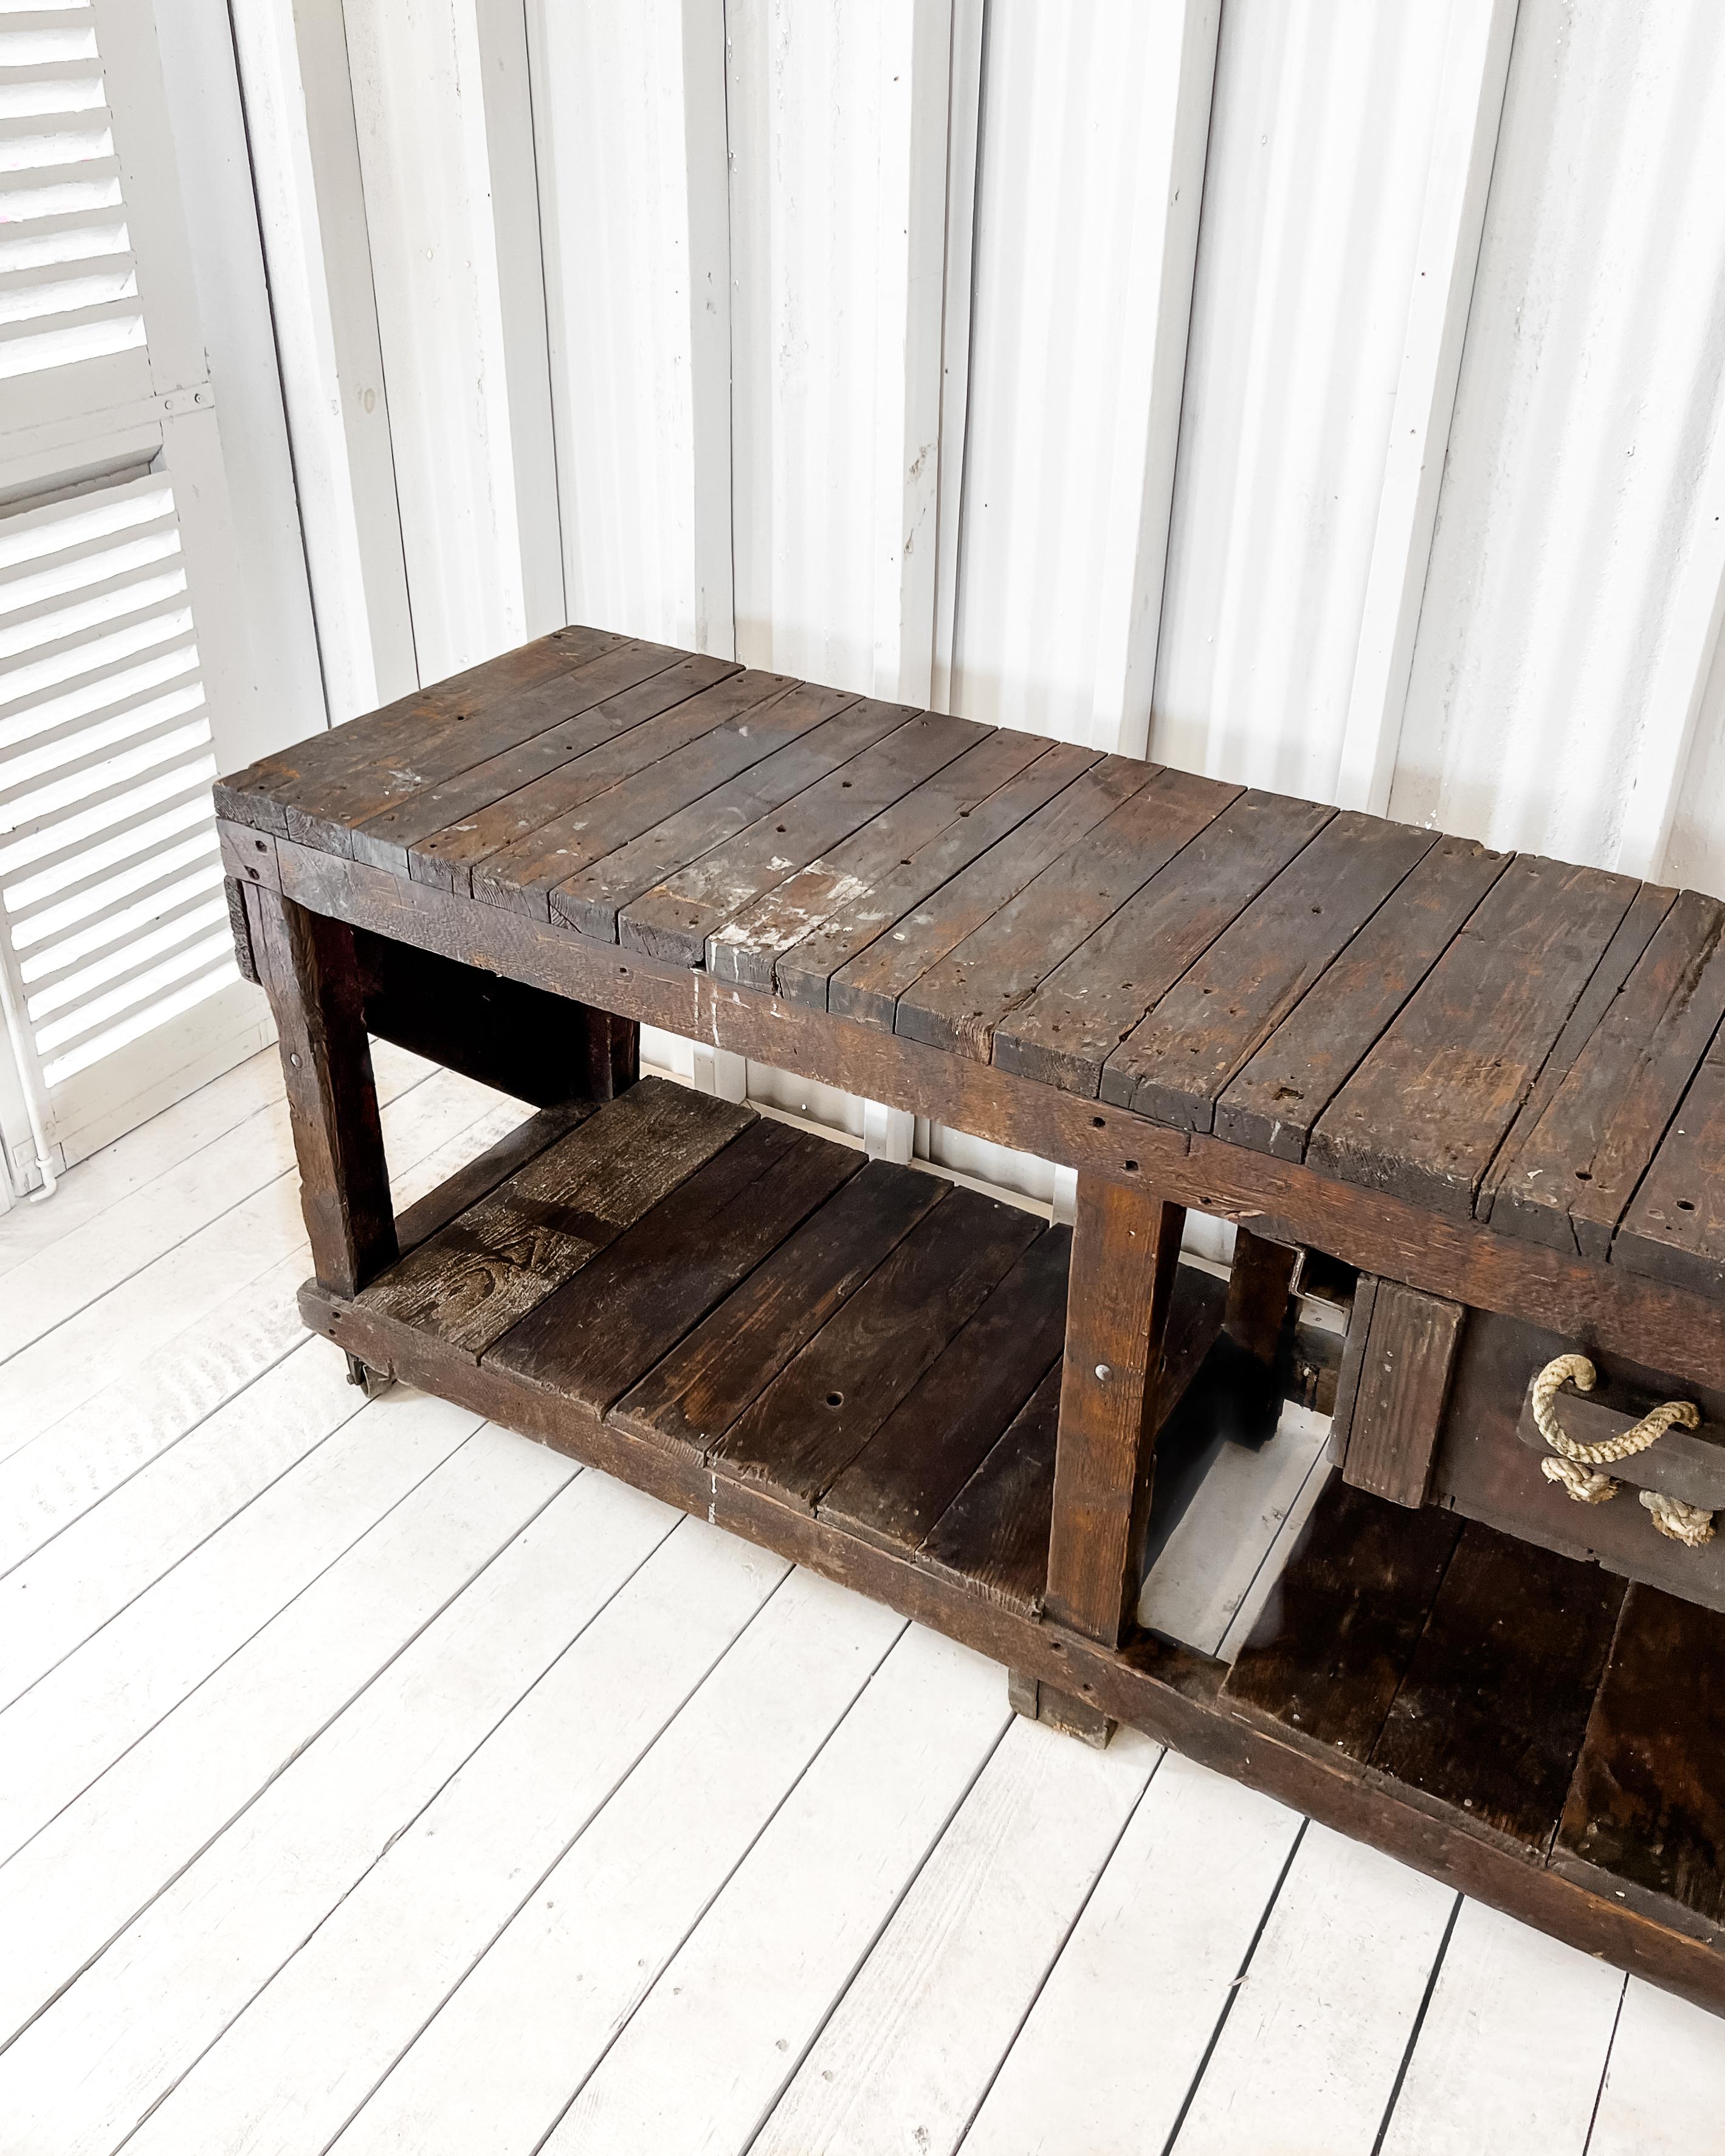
[218,623,1725,1302]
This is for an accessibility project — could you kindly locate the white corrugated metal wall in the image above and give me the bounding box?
[232,0,1725,1197]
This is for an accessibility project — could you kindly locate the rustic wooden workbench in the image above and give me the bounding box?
[218,624,1725,2013]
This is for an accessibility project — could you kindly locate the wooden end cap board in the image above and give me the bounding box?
[1331,1277,1465,1509]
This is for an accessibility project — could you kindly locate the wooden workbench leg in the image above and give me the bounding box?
[1011,1177,1186,1742]
[1215,1226,1300,1442]
[245,886,398,1300]
[583,1008,640,1100]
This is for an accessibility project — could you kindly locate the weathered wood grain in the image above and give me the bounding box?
[1102,812,1436,1130]
[829,754,1160,1030]
[1556,1585,1725,1938]
[1309,855,1641,1216]
[357,655,759,885]
[549,698,917,942]
[710,1187,1044,1508]
[994,790,1334,1097]
[1613,1046,1725,1298]
[608,1160,946,1459]
[621,712,986,967]
[706,727,1059,993]
[1475,881,1677,1225]
[244,887,396,1299]
[770,744,1099,1010]
[918,1362,1062,1616]
[219,632,670,848]
[818,1226,1071,1554]
[893,766,1239,1060]
[1044,1177,1186,1647]
[355,1079,750,1357]
[1372,1523,1624,1853]
[450,675,851,905]
[1223,1476,1461,1758]
[1337,1280,1465,1510]
[1493,889,1725,1256]
[485,1118,864,1410]
[1216,835,1510,1160]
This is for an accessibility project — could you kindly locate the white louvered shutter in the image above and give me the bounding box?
[0,0,277,1197]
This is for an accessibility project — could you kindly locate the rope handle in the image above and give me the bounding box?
[1530,1354,1710,1545]
[1530,1353,1699,1463]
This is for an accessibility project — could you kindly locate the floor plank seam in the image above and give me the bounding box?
[0,1438,578,2059]
[0,1325,322,1590]
[303,1526,803,2156]
[1579,1975,1630,2155]
[0,1349,370,1710]
[0,1064,441,1377]
[1368,1891,1463,2156]
[733,1696,1019,2156]
[1155,1815,1311,2156]
[518,1610,953,2155]
[0,1407,500,1865]
[950,1740,1177,2155]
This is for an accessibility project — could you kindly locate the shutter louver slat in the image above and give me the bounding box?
[0,470,232,1094]
[0,13,143,396]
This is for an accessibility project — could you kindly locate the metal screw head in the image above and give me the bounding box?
[289,1052,301,1069]
[1095,1363,1111,1382]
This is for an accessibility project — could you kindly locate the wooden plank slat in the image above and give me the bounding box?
[827,754,1161,1031]
[706,727,1061,993]
[1555,1584,1725,1939]
[1216,834,1512,1160]
[819,1225,1071,1554]
[918,1362,1062,1616]
[608,1160,947,1459]
[350,655,760,884]
[484,1119,864,1410]
[892,766,1240,1060]
[390,1103,594,1257]
[220,633,673,849]
[709,1190,1045,1509]
[1492,890,1725,1257]
[770,745,1099,1010]
[619,712,988,968]
[1308,855,1641,1217]
[1336,1279,1465,1509]
[448,677,855,906]
[1044,1177,1186,1647]
[1613,1047,1725,1298]
[1475,880,1678,1224]
[354,1079,752,1357]
[1371,1523,1625,1853]
[1100,811,1436,1128]
[549,698,921,942]
[212,624,625,834]
[992,790,1334,1097]
[1222,1476,1462,1759]
[244,887,396,1300]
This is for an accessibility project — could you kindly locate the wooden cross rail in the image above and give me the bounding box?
[219,622,1725,2017]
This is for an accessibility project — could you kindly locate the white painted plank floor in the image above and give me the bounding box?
[3,1044,1723,2155]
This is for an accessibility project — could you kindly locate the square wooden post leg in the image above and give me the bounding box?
[583,1008,640,1101]
[1013,1176,1186,1744]
[244,886,398,1300]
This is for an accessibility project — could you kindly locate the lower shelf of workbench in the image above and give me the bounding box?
[297,1078,1725,2018]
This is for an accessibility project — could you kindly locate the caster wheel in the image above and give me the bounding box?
[344,1352,394,1399]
